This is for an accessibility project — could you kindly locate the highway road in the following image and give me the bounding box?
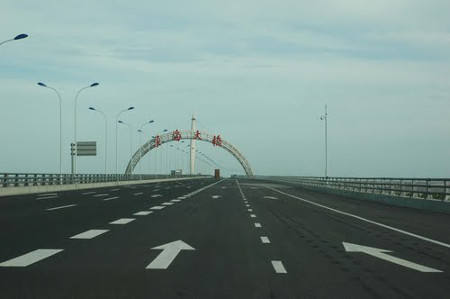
[1,178,450,298]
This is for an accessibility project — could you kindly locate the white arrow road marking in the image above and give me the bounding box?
[146,240,195,270]
[70,229,108,239]
[134,211,153,216]
[343,242,442,273]
[0,249,63,267]
[211,195,222,199]
[46,204,77,211]
[264,196,278,200]
[271,261,287,274]
[151,194,162,198]
[109,218,135,225]
[150,206,165,210]
[103,196,119,201]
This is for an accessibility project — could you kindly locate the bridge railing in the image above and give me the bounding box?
[264,176,450,201]
[0,173,202,188]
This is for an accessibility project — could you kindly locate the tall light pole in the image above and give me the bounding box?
[37,82,62,177]
[138,120,155,179]
[88,107,107,175]
[118,120,133,176]
[73,82,99,176]
[0,33,28,47]
[115,106,134,177]
[320,104,328,178]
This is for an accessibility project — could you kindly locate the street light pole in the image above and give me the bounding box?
[115,107,134,177]
[320,104,328,178]
[73,82,99,176]
[0,34,28,47]
[118,120,133,177]
[37,82,62,178]
[88,107,107,175]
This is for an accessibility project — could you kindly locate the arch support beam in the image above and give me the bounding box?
[124,130,253,177]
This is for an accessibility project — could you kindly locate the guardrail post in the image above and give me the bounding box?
[445,180,450,201]
[2,174,8,187]
[24,174,29,187]
[14,174,19,187]
[426,180,433,200]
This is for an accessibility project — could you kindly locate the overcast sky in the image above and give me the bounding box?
[1,0,449,178]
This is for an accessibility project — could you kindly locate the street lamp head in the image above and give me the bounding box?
[149,120,154,123]
[14,34,28,40]
[88,107,96,111]
[118,120,124,124]
[90,82,99,87]
[163,129,168,132]
[128,107,135,110]
[37,82,47,87]
[138,129,142,133]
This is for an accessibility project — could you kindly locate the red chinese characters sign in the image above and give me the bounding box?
[172,130,182,141]
[212,135,222,147]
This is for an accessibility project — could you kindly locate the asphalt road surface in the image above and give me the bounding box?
[1,178,450,298]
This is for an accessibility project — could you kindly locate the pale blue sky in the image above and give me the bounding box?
[1,0,450,177]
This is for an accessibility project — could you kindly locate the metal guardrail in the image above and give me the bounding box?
[265,176,450,201]
[1,173,203,188]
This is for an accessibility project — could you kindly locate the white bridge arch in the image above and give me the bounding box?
[124,130,253,177]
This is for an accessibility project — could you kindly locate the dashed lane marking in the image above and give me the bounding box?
[150,206,166,210]
[103,196,119,201]
[110,188,121,192]
[93,194,109,197]
[0,249,64,267]
[82,191,96,195]
[151,194,163,198]
[46,204,77,211]
[134,211,153,216]
[162,202,174,206]
[70,229,108,239]
[271,261,287,274]
[255,223,262,228]
[261,237,271,244]
[134,192,144,196]
[246,204,250,207]
[36,196,59,200]
[248,209,253,212]
[178,196,186,199]
[264,196,279,200]
[170,199,181,202]
[250,214,256,218]
[38,193,57,197]
[109,218,135,225]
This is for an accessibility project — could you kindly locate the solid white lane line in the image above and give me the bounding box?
[109,218,135,225]
[178,196,186,199]
[93,193,109,197]
[261,237,271,244]
[150,206,166,210]
[271,261,287,274]
[70,229,108,239]
[103,196,119,201]
[255,223,262,228]
[0,249,63,267]
[269,187,450,250]
[46,204,77,211]
[36,196,59,200]
[134,211,153,216]
[82,191,96,195]
[134,192,144,196]
[162,202,174,206]
[250,214,256,218]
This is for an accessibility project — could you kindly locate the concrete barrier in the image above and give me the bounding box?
[0,176,209,197]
